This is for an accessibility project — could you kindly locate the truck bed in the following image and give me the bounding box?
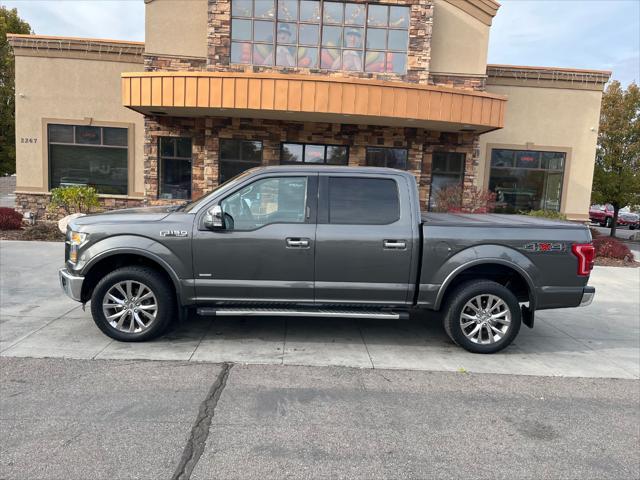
[417,212,592,310]
[421,213,586,229]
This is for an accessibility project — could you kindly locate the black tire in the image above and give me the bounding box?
[90,266,176,341]
[630,225,636,231]
[443,280,521,354]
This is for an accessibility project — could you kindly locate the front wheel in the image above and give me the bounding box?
[90,266,176,341]
[443,280,522,354]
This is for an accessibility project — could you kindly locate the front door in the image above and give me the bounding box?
[193,174,317,303]
[314,174,415,305]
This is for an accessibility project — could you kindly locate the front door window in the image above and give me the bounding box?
[220,176,308,230]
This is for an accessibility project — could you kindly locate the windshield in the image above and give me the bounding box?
[177,168,258,213]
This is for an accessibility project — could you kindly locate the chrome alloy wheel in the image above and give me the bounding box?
[102,281,158,333]
[459,294,511,345]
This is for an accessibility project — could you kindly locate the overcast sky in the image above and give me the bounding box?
[3,0,639,86]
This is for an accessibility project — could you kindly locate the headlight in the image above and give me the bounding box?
[68,231,88,263]
[69,231,88,245]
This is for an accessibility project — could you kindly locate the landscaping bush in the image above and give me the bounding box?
[0,207,23,231]
[48,185,100,215]
[432,185,496,214]
[525,210,567,220]
[593,236,632,260]
[20,222,65,241]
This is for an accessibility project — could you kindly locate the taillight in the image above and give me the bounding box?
[572,243,595,276]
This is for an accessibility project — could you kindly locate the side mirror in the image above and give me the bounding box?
[203,205,224,230]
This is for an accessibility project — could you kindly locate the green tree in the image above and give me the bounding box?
[592,81,640,237]
[1,7,32,176]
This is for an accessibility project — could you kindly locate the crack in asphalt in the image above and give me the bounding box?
[172,362,232,480]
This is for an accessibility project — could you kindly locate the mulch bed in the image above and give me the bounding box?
[0,223,65,242]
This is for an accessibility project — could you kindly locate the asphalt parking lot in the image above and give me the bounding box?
[1,240,638,379]
[2,357,639,480]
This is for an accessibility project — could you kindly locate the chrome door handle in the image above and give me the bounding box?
[383,240,406,250]
[286,238,310,248]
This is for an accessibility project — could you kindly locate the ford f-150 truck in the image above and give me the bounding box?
[59,166,596,353]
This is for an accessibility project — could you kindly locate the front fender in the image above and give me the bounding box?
[430,245,540,310]
[76,235,192,304]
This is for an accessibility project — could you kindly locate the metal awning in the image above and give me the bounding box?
[122,72,506,133]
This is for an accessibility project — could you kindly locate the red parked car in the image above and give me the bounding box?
[589,204,639,229]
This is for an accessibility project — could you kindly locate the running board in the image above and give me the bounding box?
[197,307,408,320]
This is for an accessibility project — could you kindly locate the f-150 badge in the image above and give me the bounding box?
[160,230,188,237]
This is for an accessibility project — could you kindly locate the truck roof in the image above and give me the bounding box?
[254,165,415,177]
[422,213,586,229]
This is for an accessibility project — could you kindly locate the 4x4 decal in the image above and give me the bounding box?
[522,242,566,253]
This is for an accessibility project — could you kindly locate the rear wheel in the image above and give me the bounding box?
[443,280,521,354]
[90,266,175,341]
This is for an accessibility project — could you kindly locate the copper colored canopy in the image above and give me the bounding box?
[122,72,506,133]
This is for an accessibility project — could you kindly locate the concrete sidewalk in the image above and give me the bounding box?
[1,240,639,379]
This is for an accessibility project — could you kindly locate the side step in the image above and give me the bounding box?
[197,307,409,320]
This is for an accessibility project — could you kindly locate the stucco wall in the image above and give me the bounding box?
[478,84,603,220]
[145,0,208,58]
[14,55,145,195]
[430,0,490,76]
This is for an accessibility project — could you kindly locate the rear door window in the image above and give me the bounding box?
[328,177,399,224]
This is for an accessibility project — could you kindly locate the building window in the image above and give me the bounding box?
[230,0,409,74]
[159,137,192,200]
[220,139,263,184]
[48,124,128,195]
[428,152,465,210]
[281,143,348,164]
[365,147,408,170]
[489,149,566,213]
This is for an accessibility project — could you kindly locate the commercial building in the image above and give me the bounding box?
[8,0,611,220]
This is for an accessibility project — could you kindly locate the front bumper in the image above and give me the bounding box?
[579,286,596,307]
[59,267,84,302]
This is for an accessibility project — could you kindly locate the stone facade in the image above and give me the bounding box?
[15,193,143,220]
[429,73,486,91]
[143,115,479,210]
[144,55,207,72]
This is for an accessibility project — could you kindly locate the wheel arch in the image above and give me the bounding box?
[434,258,537,311]
[80,249,182,305]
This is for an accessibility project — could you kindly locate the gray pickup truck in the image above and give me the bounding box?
[59,166,596,353]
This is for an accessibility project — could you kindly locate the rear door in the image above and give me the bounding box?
[314,173,415,305]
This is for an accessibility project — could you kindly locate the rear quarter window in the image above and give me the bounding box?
[328,177,399,225]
